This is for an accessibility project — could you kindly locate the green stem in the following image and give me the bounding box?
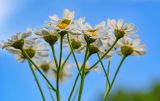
[56,36,63,101]
[21,49,56,92]
[78,45,89,101]
[50,45,59,68]
[28,61,46,101]
[73,85,80,101]
[68,67,82,101]
[78,74,85,101]
[89,39,118,71]
[47,84,55,101]
[97,53,111,88]
[104,60,111,100]
[45,72,55,101]
[107,60,111,76]
[68,54,90,101]
[104,56,126,101]
[60,51,71,71]
[67,33,80,72]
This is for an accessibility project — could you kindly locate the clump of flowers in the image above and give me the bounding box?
[0,9,146,101]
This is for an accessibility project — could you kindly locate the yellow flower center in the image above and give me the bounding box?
[57,19,71,29]
[87,29,97,36]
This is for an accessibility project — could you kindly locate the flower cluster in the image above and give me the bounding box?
[0,9,146,101]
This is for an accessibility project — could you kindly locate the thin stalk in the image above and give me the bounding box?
[107,60,111,76]
[60,51,71,71]
[89,39,118,71]
[68,54,90,101]
[72,85,80,101]
[21,49,56,92]
[50,45,59,68]
[68,67,83,101]
[56,36,63,101]
[78,45,89,101]
[97,53,111,88]
[28,61,46,101]
[67,33,80,72]
[105,59,111,100]
[47,84,55,101]
[104,56,127,101]
[45,73,55,101]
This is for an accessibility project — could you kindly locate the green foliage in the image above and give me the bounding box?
[109,84,160,101]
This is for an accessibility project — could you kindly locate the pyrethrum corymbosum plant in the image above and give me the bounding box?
[0,9,146,101]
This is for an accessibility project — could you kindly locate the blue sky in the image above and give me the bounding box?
[0,0,160,101]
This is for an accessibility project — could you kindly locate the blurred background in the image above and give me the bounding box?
[0,0,160,101]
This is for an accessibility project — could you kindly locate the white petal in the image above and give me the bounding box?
[49,14,59,21]
[63,9,74,20]
[117,19,124,29]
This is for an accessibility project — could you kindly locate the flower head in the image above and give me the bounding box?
[63,34,86,53]
[98,35,117,59]
[81,21,109,45]
[35,29,59,45]
[47,9,80,35]
[34,59,54,73]
[117,38,146,57]
[0,29,32,50]
[77,62,100,74]
[107,19,137,39]
[50,60,72,82]
[6,40,49,63]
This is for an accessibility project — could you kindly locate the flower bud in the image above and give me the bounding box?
[121,45,134,56]
[114,29,125,39]
[40,64,50,73]
[12,39,24,49]
[84,34,96,44]
[70,39,82,50]
[89,44,99,55]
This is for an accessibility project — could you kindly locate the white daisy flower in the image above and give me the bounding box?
[50,61,72,82]
[77,62,100,74]
[98,35,117,59]
[47,9,80,35]
[79,21,110,46]
[6,40,49,63]
[35,28,59,45]
[63,34,86,53]
[107,19,137,39]
[34,59,55,73]
[0,29,33,49]
[117,38,146,56]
